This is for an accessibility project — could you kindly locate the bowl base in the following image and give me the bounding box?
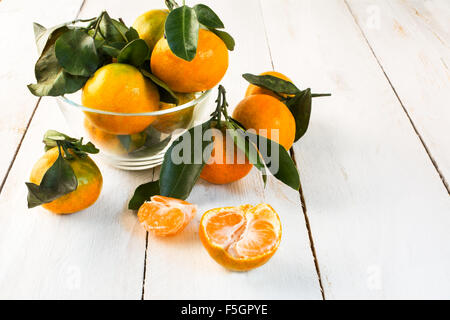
[99,152,165,171]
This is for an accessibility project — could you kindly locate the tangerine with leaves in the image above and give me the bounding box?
[137,196,197,236]
[150,29,228,93]
[27,131,102,214]
[233,94,296,150]
[199,204,282,271]
[82,63,160,135]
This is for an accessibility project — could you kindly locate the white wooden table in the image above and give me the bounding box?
[0,0,449,300]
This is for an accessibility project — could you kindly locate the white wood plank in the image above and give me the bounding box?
[0,0,84,186]
[143,0,323,300]
[0,0,163,299]
[261,0,450,299]
[0,96,150,298]
[346,0,450,190]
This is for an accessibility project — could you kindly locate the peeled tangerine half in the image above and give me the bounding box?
[199,204,282,271]
[137,196,197,236]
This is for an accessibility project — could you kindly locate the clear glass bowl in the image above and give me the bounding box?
[56,90,213,170]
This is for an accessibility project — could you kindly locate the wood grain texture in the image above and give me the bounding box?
[0,0,84,188]
[261,0,450,299]
[346,0,450,191]
[143,0,323,300]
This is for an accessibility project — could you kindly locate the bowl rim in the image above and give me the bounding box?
[56,89,212,116]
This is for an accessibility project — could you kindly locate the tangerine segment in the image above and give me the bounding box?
[137,196,197,236]
[199,204,282,271]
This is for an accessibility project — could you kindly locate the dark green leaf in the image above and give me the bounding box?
[43,130,99,155]
[243,73,300,95]
[286,89,312,141]
[117,39,150,67]
[159,121,212,199]
[128,180,160,210]
[28,39,88,97]
[227,126,267,186]
[246,132,300,190]
[100,42,125,57]
[193,4,224,29]
[26,149,78,208]
[125,27,140,41]
[55,29,99,76]
[226,125,264,171]
[33,23,69,55]
[210,29,235,51]
[99,12,128,42]
[165,5,199,61]
[140,69,179,104]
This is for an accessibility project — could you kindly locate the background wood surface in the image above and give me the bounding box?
[0,0,448,299]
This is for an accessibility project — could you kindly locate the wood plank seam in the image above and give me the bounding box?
[290,150,326,300]
[258,0,275,70]
[0,97,41,194]
[141,231,149,300]
[344,0,450,196]
[258,0,326,299]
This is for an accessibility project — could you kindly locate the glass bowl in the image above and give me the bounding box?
[55,89,213,170]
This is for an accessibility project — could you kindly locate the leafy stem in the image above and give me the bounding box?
[165,0,180,11]
[92,11,105,40]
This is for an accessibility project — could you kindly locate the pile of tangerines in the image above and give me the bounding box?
[26,1,329,271]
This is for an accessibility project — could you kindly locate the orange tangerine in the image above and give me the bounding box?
[150,29,228,93]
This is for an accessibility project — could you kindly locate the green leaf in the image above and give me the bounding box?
[100,42,125,58]
[43,130,99,156]
[26,149,78,208]
[165,5,199,61]
[55,29,100,76]
[125,27,140,41]
[128,180,160,210]
[286,89,312,141]
[117,39,150,67]
[193,4,224,29]
[210,29,235,51]
[99,12,128,42]
[33,23,69,56]
[246,132,300,190]
[140,69,178,104]
[242,73,300,95]
[159,121,212,199]
[227,126,267,186]
[226,125,264,171]
[28,39,88,97]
